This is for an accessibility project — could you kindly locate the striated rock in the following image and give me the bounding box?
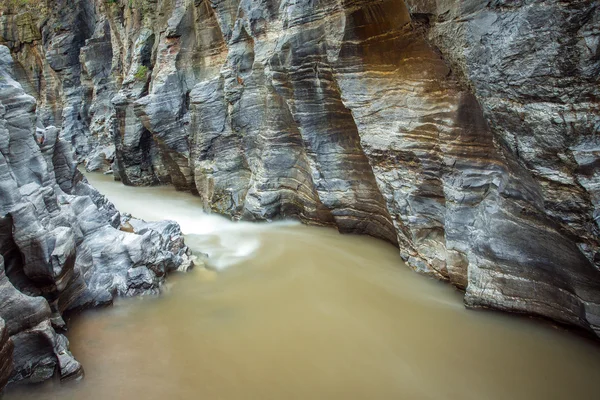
[0,0,96,158]
[79,19,117,174]
[1,0,599,340]
[412,0,600,256]
[403,0,600,331]
[0,44,192,389]
[0,317,12,390]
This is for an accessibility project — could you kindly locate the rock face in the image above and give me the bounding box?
[405,0,600,333]
[0,44,192,390]
[1,0,599,339]
[0,318,12,389]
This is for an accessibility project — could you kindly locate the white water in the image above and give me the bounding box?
[88,172,299,270]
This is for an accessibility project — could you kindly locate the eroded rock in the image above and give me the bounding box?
[0,44,192,389]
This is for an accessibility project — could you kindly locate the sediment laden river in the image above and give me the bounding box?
[6,172,600,400]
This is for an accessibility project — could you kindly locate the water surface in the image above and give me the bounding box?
[7,172,600,400]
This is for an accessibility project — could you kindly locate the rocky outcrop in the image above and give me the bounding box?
[402,0,600,333]
[0,44,192,390]
[1,0,599,338]
[0,318,12,390]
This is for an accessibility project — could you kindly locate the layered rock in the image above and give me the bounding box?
[1,0,599,339]
[0,318,12,389]
[403,0,600,329]
[0,45,192,390]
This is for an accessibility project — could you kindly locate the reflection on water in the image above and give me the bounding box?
[6,173,600,400]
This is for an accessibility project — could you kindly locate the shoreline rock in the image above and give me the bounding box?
[0,44,192,390]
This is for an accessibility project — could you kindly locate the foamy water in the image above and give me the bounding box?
[84,172,299,270]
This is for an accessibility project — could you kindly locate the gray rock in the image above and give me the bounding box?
[0,44,192,389]
[409,0,600,333]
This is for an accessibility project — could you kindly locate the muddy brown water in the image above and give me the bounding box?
[6,172,600,400]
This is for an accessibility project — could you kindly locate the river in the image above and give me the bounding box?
[6,172,600,400]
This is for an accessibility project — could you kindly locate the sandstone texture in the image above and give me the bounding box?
[0,44,191,390]
[1,0,599,349]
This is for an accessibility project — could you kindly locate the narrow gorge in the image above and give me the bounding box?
[0,0,599,397]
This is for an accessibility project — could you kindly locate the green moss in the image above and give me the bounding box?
[134,65,149,81]
[1,0,35,13]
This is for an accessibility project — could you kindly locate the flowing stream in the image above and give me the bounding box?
[6,172,600,400]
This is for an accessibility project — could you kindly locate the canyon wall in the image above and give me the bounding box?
[0,44,192,389]
[0,0,599,344]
